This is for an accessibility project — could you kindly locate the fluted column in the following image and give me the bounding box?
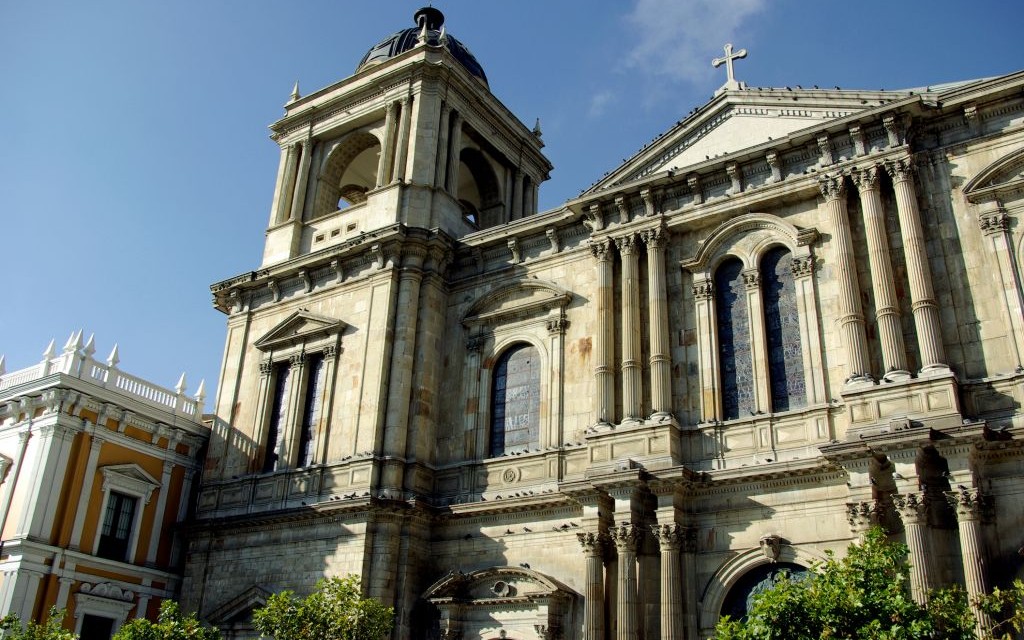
[852,165,908,379]
[819,175,872,383]
[446,112,463,194]
[691,278,719,421]
[642,227,672,419]
[892,493,932,605]
[887,158,949,371]
[434,105,452,188]
[591,239,616,425]
[652,524,684,640]
[578,532,607,640]
[947,488,993,638]
[377,101,397,187]
[616,234,643,421]
[610,523,640,640]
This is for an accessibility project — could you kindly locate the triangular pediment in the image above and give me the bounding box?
[206,585,272,626]
[462,280,571,328]
[423,566,574,602]
[253,311,346,352]
[586,88,911,194]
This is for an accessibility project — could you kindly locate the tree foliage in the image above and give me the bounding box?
[0,609,77,640]
[112,601,220,640]
[716,527,976,640]
[253,575,393,640]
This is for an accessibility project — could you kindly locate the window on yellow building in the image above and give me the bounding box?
[97,491,137,562]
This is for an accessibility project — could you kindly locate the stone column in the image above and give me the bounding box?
[691,278,719,421]
[463,336,485,459]
[591,239,616,424]
[251,360,275,472]
[610,523,641,640]
[446,113,463,194]
[277,352,307,469]
[272,143,299,224]
[434,105,451,189]
[886,158,949,372]
[288,138,313,222]
[577,532,606,640]
[975,202,1024,369]
[743,269,771,412]
[616,234,643,421]
[512,171,525,220]
[852,165,908,379]
[642,227,672,419]
[892,493,932,605]
[819,175,872,383]
[947,488,993,638]
[382,246,427,493]
[652,524,684,640]
[377,101,397,187]
[393,96,413,182]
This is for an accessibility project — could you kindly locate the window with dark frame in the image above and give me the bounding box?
[96,491,137,562]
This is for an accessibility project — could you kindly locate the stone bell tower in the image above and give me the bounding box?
[261,6,552,266]
[194,8,553,638]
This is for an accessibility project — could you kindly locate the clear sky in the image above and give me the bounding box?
[2,0,1022,405]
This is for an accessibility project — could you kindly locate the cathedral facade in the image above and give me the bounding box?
[181,8,1024,639]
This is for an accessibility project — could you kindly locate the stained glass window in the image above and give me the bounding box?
[761,247,806,411]
[296,353,326,468]
[716,258,754,420]
[490,344,541,457]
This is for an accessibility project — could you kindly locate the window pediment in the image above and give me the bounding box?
[462,280,571,329]
[963,147,1024,204]
[254,311,347,352]
[206,585,272,626]
[424,566,574,603]
[100,464,159,504]
[681,212,817,273]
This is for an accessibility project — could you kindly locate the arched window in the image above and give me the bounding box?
[313,132,382,218]
[490,344,541,457]
[761,247,806,412]
[459,147,502,229]
[716,258,753,420]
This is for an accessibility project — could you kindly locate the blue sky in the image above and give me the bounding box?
[2,0,1021,405]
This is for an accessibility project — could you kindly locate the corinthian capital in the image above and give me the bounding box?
[651,523,684,551]
[851,165,881,192]
[614,233,639,256]
[589,238,613,262]
[885,157,915,184]
[946,487,990,522]
[892,493,928,526]
[818,175,846,201]
[609,522,641,552]
[576,531,605,556]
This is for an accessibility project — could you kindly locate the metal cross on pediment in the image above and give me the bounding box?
[713,43,748,92]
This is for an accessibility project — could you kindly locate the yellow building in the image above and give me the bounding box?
[0,333,208,640]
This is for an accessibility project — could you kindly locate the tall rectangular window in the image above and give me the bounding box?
[262,361,291,473]
[296,353,325,468]
[97,491,137,562]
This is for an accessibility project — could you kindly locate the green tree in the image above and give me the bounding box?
[253,575,393,640]
[0,608,77,640]
[716,527,976,640]
[112,601,220,640]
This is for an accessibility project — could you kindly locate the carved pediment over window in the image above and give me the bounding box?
[462,280,572,329]
[100,464,160,504]
[424,566,576,640]
[206,584,272,627]
[963,147,1024,204]
[253,310,347,352]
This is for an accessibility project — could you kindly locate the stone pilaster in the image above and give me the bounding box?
[819,175,872,383]
[641,227,672,419]
[69,430,105,550]
[446,112,463,194]
[652,524,684,640]
[577,532,606,640]
[691,278,719,421]
[616,234,643,421]
[947,487,993,638]
[610,523,641,640]
[886,158,949,372]
[393,96,413,182]
[434,104,452,189]
[591,239,616,425]
[378,101,398,186]
[852,165,908,379]
[974,200,1024,369]
[892,493,931,605]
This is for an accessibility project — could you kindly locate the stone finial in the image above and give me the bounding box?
[533,117,543,138]
[43,339,56,360]
[0,355,5,376]
[82,334,96,357]
[106,344,120,368]
[195,378,206,401]
[175,373,187,395]
[63,330,82,353]
[289,81,300,103]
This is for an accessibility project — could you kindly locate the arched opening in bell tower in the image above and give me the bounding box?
[313,132,382,217]
[458,147,502,229]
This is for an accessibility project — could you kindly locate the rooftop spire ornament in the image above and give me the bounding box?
[712,42,748,94]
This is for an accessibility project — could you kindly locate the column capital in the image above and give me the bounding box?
[546,317,570,336]
[791,255,815,278]
[846,500,879,533]
[651,523,684,551]
[576,531,606,557]
[589,237,613,262]
[322,344,339,360]
[892,493,928,526]
[946,487,991,522]
[288,352,307,369]
[851,164,882,192]
[259,360,274,376]
[466,335,485,353]
[979,209,1010,236]
[640,226,668,249]
[742,269,760,290]
[614,233,640,256]
[692,280,714,301]
[885,157,915,184]
[609,522,641,552]
[818,174,846,201]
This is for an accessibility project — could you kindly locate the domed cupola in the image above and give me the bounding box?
[356,7,488,85]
